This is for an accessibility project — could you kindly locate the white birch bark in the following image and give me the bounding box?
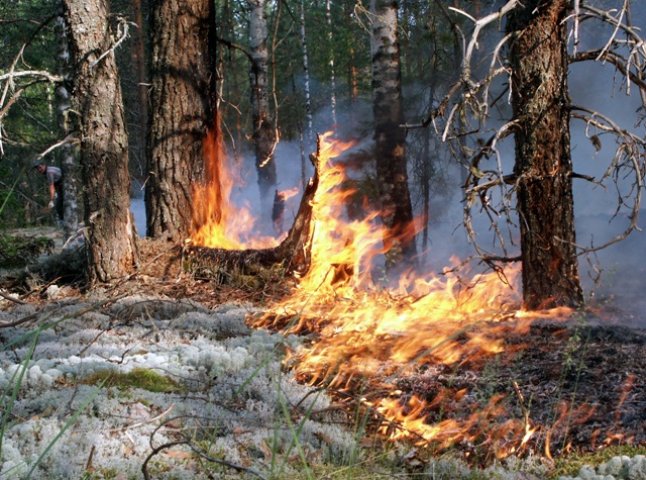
[300,0,313,144]
[55,15,79,239]
[370,0,417,269]
[248,0,277,209]
[325,0,337,128]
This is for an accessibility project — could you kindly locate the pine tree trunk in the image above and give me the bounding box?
[130,0,149,178]
[146,0,215,241]
[55,15,79,239]
[508,0,583,309]
[248,0,277,212]
[63,0,138,283]
[370,0,417,270]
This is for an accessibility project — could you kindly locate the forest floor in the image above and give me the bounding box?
[0,229,644,479]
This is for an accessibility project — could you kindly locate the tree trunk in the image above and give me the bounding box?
[248,0,277,212]
[130,0,149,178]
[508,0,583,309]
[146,0,215,241]
[55,14,79,239]
[299,0,313,146]
[325,0,337,128]
[370,0,417,270]
[63,0,138,283]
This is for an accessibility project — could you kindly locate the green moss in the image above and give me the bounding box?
[0,233,54,268]
[80,368,183,394]
[80,467,120,480]
[550,445,646,479]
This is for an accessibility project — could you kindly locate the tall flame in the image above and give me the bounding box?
[190,112,280,249]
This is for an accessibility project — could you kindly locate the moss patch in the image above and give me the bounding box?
[0,233,54,268]
[80,368,183,393]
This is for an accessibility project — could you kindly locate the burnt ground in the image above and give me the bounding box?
[385,318,645,461]
[2,234,645,468]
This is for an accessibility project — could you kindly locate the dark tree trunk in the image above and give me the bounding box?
[248,0,277,212]
[370,0,417,270]
[130,0,149,178]
[146,0,215,240]
[63,0,138,283]
[508,0,583,309]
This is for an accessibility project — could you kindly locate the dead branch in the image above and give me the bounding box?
[571,50,646,94]
[417,1,646,269]
[0,290,26,305]
[89,16,131,69]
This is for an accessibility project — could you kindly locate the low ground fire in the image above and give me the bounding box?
[189,128,645,461]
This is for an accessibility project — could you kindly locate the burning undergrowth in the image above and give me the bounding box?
[190,130,645,463]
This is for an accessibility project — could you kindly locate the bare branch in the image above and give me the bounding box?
[89,16,131,69]
[571,50,646,94]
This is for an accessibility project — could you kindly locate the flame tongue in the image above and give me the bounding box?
[192,129,577,457]
[190,115,281,249]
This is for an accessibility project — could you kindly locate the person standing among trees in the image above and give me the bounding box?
[34,161,64,224]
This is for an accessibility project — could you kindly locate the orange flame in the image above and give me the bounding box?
[277,187,300,201]
[194,130,576,457]
[190,113,280,249]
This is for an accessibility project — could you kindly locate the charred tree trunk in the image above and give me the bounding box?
[248,0,277,212]
[146,0,216,241]
[508,0,583,309]
[185,147,321,280]
[63,0,138,283]
[370,0,417,270]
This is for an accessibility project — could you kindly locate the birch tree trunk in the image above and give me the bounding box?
[299,0,313,145]
[248,0,277,212]
[55,14,79,239]
[146,0,216,240]
[508,0,583,309]
[63,0,138,283]
[325,0,337,128]
[370,0,417,270]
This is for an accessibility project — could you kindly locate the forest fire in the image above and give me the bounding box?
[190,118,281,250]
[188,131,642,459]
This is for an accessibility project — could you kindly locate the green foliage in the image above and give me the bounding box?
[80,368,184,394]
[0,233,54,267]
[1,0,62,227]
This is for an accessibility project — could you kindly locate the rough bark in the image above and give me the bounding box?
[370,0,417,270]
[248,0,277,211]
[55,15,79,239]
[146,0,215,240]
[508,0,583,309]
[63,0,138,283]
